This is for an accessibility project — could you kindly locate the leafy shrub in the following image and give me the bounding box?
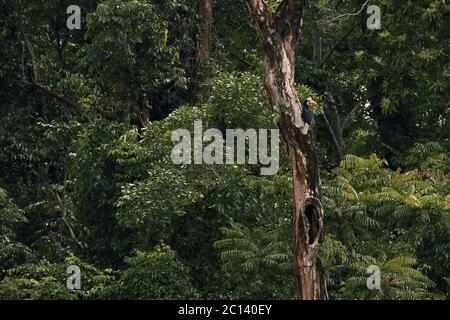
[0,187,31,271]
[0,256,115,300]
[102,244,199,299]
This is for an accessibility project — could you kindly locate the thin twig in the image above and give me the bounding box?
[318,0,369,24]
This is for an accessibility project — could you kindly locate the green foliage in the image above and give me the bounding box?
[404,142,450,173]
[68,120,132,264]
[0,188,30,270]
[0,256,115,300]
[103,244,199,299]
[208,71,272,129]
[0,276,77,300]
[84,0,185,100]
[116,167,203,242]
[214,219,294,299]
[344,256,439,300]
[321,153,450,299]
[215,222,290,273]
[0,0,449,301]
[296,84,324,114]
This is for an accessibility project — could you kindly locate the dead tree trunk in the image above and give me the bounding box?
[247,0,327,300]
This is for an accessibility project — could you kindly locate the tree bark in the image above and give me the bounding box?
[247,0,327,300]
[323,92,344,160]
[137,94,151,128]
[322,112,343,160]
[322,91,365,161]
[192,0,213,103]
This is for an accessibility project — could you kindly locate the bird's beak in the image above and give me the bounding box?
[307,98,318,105]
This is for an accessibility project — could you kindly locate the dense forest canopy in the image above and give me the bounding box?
[0,0,449,300]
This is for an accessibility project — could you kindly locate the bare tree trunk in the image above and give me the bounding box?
[324,92,344,160]
[247,0,327,300]
[322,113,343,161]
[137,94,151,128]
[313,32,322,66]
[323,91,365,161]
[122,104,131,125]
[193,0,213,103]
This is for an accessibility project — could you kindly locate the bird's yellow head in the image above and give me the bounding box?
[307,97,317,105]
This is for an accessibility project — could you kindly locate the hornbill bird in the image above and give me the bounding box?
[302,97,318,125]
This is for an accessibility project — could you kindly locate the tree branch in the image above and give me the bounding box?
[18,26,81,113]
[274,0,306,65]
[56,192,84,249]
[318,0,369,24]
[22,32,38,81]
[230,52,257,68]
[342,102,364,128]
[321,113,342,158]
[246,0,274,50]
[320,25,356,67]
[275,0,305,41]
[247,0,306,66]
[20,80,82,113]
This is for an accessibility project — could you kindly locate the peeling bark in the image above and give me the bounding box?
[247,0,327,300]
